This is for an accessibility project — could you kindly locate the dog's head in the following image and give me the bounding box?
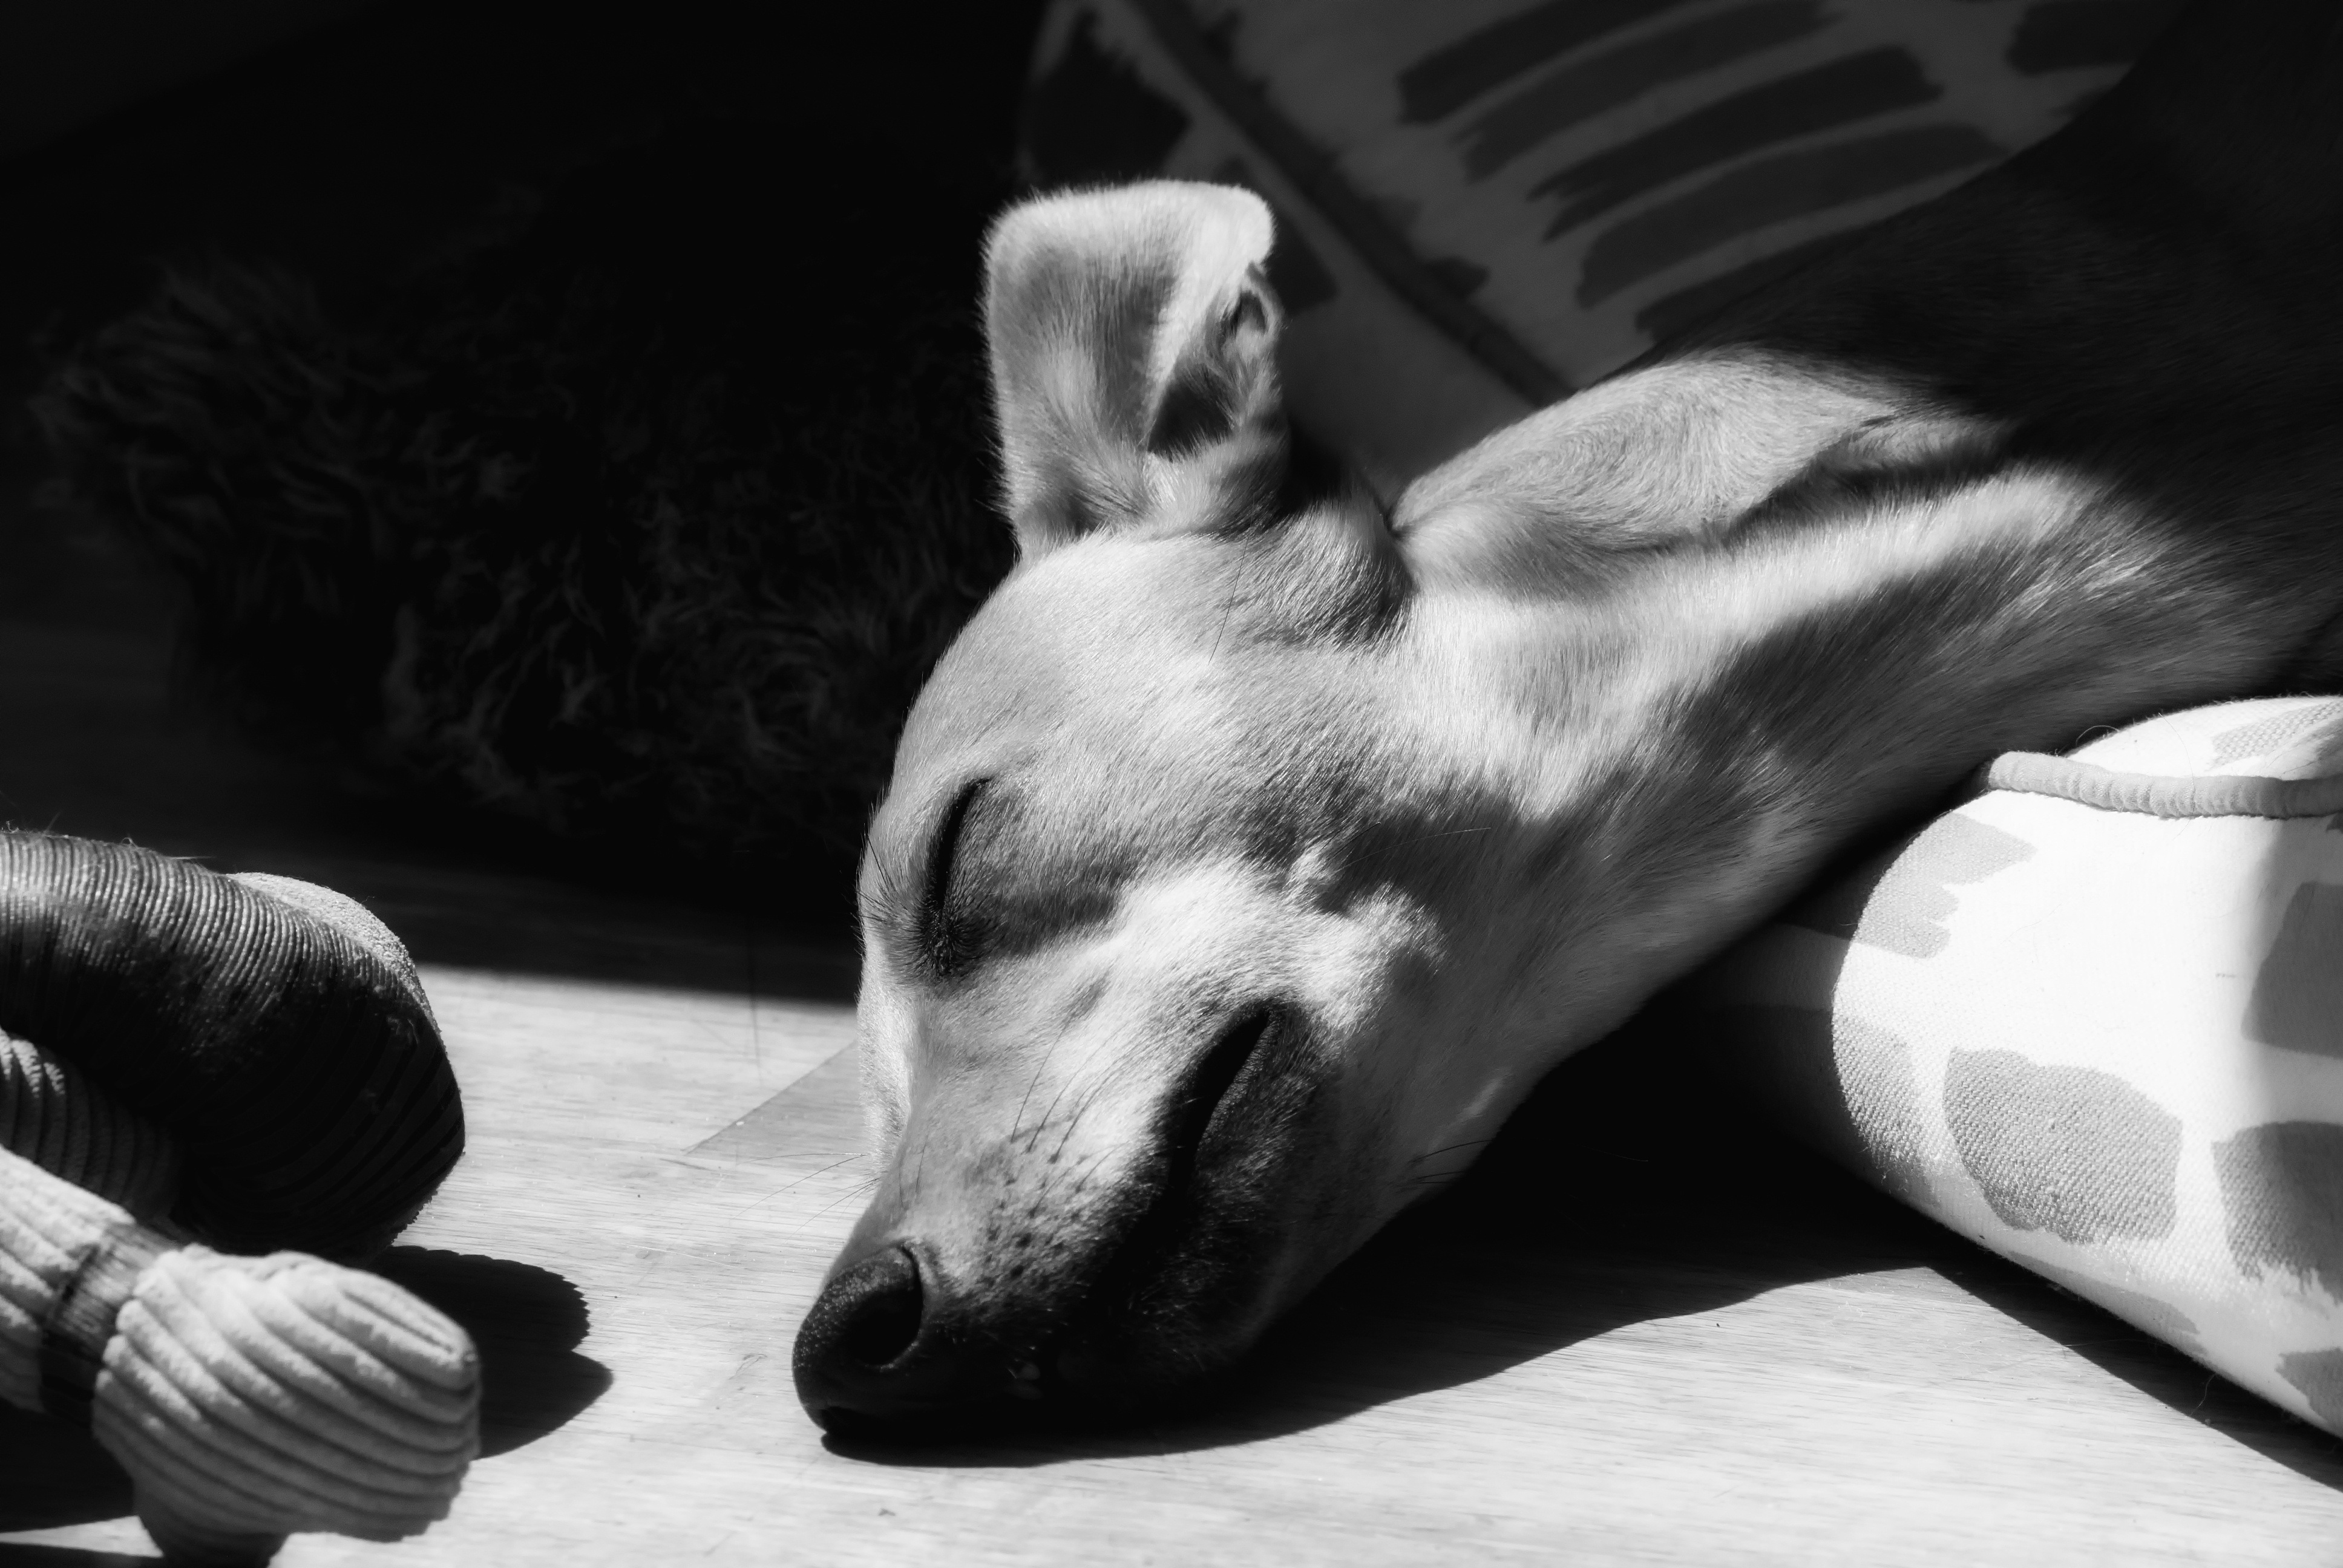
[791,184,1829,1434]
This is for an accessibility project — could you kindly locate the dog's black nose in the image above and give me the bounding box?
[793,1244,1020,1436]
[809,1246,926,1367]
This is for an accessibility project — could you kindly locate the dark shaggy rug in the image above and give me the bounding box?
[34,119,1016,874]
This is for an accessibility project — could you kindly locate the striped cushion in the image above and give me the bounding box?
[1024,0,2178,474]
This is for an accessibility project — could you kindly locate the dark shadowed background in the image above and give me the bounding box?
[0,0,1047,965]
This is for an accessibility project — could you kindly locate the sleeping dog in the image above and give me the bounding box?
[794,0,2343,1432]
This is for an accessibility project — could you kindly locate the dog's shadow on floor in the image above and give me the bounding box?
[0,1249,608,1539]
[834,1012,2343,1489]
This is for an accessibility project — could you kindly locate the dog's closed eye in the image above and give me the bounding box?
[919,777,991,978]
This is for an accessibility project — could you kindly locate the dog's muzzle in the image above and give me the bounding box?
[793,1008,1302,1437]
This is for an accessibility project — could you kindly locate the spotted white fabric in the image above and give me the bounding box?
[1699,697,2343,1436]
[1023,0,2177,474]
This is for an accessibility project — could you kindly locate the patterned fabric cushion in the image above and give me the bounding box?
[1023,0,2178,475]
[1697,697,2343,1436]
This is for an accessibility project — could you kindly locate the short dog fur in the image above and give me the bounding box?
[795,0,2343,1432]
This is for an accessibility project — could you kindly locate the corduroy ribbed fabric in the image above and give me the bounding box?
[0,835,462,1261]
[96,1247,479,1563]
[0,1145,479,1564]
[0,1142,148,1414]
[0,1031,180,1220]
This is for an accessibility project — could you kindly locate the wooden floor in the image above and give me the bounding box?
[0,437,2340,1568]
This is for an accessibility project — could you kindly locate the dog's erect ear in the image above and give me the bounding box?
[985,183,1286,557]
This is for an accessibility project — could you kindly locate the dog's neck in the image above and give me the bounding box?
[1386,338,2293,1036]
[1383,0,2343,987]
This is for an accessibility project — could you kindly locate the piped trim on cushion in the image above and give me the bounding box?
[1984,751,2343,819]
